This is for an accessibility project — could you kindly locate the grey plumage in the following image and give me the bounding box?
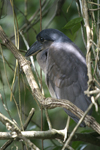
[26,29,91,127]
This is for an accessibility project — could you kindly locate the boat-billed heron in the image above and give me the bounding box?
[25,28,91,127]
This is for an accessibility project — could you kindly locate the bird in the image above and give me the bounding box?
[25,28,91,127]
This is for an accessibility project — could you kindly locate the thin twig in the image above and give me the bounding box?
[23,108,35,130]
[0,140,13,150]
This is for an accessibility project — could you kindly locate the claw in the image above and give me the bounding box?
[63,116,70,142]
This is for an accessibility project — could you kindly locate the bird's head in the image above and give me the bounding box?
[25,29,67,57]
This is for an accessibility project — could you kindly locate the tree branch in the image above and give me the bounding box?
[0,131,100,146]
[81,0,92,86]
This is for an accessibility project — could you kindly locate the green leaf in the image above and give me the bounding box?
[63,17,83,29]
[71,23,81,34]
[72,141,87,150]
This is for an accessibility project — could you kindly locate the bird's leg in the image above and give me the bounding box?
[45,109,52,130]
[45,108,70,141]
[63,116,70,142]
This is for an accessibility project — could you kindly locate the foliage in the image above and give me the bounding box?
[0,0,100,150]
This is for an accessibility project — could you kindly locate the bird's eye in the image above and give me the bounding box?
[40,37,44,43]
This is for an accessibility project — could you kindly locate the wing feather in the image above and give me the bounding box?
[45,42,91,126]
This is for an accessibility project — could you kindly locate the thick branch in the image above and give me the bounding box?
[0,131,100,146]
[42,98,100,134]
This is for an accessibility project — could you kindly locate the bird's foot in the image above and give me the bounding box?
[63,116,70,142]
[63,127,68,142]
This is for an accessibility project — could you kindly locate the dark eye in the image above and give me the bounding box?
[40,37,44,42]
